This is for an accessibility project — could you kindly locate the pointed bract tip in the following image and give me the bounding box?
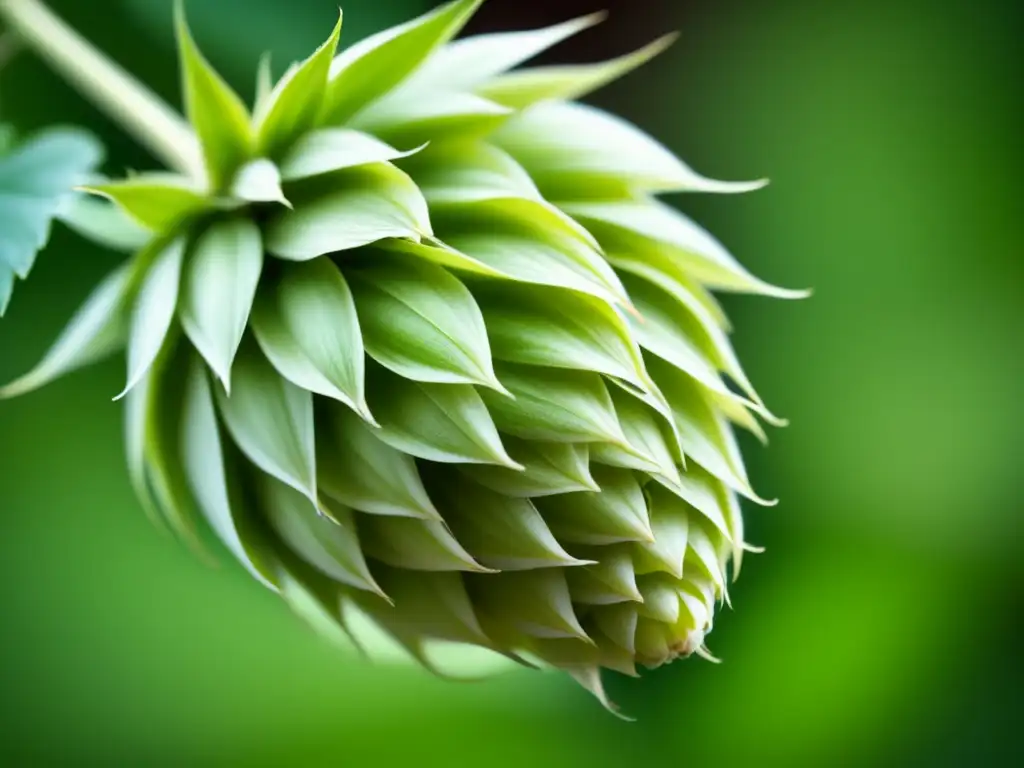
[696,645,722,664]
[741,541,766,554]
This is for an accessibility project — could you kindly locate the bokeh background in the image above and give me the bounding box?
[1,0,1021,764]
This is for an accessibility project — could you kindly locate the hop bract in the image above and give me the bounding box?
[2,0,805,706]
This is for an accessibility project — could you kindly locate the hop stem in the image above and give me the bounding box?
[0,0,202,178]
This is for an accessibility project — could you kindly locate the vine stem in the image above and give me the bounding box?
[0,0,203,179]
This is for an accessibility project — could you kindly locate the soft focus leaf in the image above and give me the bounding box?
[568,547,643,605]
[82,174,211,231]
[180,354,278,589]
[471,569,589,641]
[566,198,808,299]
[478,34,678,110]
[359,516,488,572]
[230,158,288,205]
[176,5,253,188]
[408,12,606,91]
[116,237,186,400]
[255,12,342,158]
[351,90,512,147]
[1,265,130,397]
[460,438,598,498]
[57,192,151,253]
[0,126,102,314]
[439,200,627,307]
[347,253,502,390]
[428,473,586,571]
[215,341,317,503]
[634,484,690,579]
[357,569,491,647]
[251,258,370,420]
[595,386,680,482]
[318,403,439,520]
[646,354,774,505]
[260,477,384,597]
[473,281,648,389]
[535,465,653,545]
[280,128,423,181]
[402,141,540,203]
[320,0,483,125]
[493,101,767,197]
[481,363,626,444]
[265,163,428,259]
[179,219,263,389]
[366,364,517,467]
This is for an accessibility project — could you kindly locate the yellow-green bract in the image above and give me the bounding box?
[1,0,807,713]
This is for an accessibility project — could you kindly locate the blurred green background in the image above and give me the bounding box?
[1,0,1020,764]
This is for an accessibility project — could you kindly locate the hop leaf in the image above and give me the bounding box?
[0,124,102,315]
[2,1,807,713]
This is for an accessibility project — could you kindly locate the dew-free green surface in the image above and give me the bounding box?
[0,0,1020,765]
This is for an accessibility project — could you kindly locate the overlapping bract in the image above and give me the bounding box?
[2,0,804,707]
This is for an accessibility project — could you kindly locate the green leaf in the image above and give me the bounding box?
[0,126,102,314]
[214,340,317,504]
[318,402,439,520]
[250,258,370,420]
[176,3,253,189]
[350,90,512,148]
[57,192,152,253]
[634,483,690,579]
[535,465,653,545]
[480,363,626,445]
[565,197,808,299]
[265,163,429,260]
[568,547,643,604]
[493,101,767,198]
[653,467,733,543]
[180,354,279,589]
[402,141,540,203]
[347,253,503,390]
[116,237,186,400]
[460,438,598,498]
[353,569,492,649]
[611,256,768,410]
[259,477,384,597]
[365,364,518,467]
[126,335,207,554]
[472,281,648,390]
[255,12,343,158]
[179,218,263,389]
[0,264,130,397]
[477,34,678,110]
[407,12,606,91]
[594,386,680,483]
[686,520,726,593]
[82,174,211,232]
[254,52,274,111]
[426,472,586,571]
[438,199,628,307]
[359,516,489,573]
[645,354,774,506]
[279,128,423,181]
[319,0,483,125]
[471,569,589,641]
[375,238,507,279]
[230,158,289,206]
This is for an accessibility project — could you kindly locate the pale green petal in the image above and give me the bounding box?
[179,218,263,390]
[360,517,489,572]
[535,465,653,545]
[459,438,598,498]
[280,128,423,181]
[321,0,483,125]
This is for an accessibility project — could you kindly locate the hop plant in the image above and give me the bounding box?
[0,0,805,707]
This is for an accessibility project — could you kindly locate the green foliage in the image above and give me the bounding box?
[0,0,807,711]
[0,125,101,315]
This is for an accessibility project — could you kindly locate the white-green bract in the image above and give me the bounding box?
[0,0,806,710]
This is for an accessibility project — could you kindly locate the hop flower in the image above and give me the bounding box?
[1,0,805,707]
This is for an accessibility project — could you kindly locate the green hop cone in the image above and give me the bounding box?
[0,0,807,708]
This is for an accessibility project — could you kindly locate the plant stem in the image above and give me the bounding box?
[0,0,203,179]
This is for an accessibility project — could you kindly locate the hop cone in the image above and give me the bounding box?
[2,0,805,704]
